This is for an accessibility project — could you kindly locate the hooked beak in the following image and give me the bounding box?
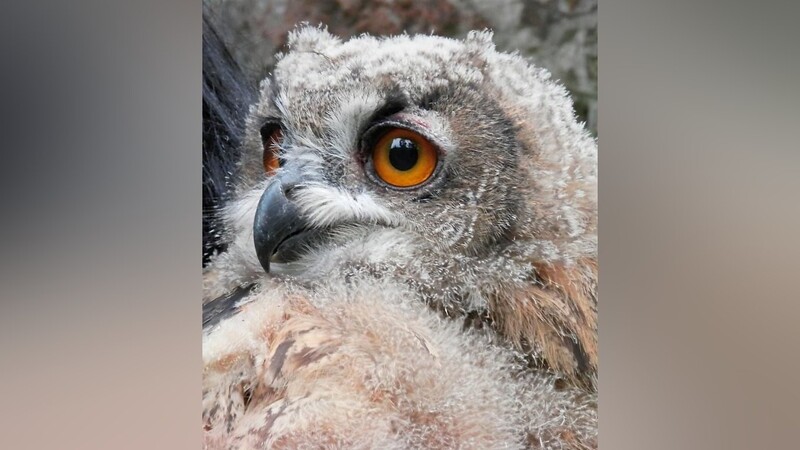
[253,173,308,273]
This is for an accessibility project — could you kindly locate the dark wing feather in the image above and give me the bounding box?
[203,284,255,330]
[202,9,257,265]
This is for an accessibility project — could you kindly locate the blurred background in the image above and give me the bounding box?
[205,0,597,135]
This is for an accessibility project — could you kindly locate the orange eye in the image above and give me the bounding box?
[371,128,438,188]
[262,128,282,175]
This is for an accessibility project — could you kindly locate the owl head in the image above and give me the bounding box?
[208,27,597,386]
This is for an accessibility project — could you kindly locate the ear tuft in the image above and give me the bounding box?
[465,29,496,51]
[287,25,340,53]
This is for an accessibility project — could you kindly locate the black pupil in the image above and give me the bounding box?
[388,138,418,171]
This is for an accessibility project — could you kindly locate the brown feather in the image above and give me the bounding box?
[489,258,597,388]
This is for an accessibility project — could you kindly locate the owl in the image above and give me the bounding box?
[203,19,597,450]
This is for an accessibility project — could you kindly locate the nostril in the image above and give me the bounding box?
[282,181,301,201]
[283,181,298,194]
[276,169,303,199]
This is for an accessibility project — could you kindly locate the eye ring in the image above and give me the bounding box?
[260,124,283,175]
[369,127,438,188]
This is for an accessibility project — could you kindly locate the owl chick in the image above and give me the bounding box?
[203,23,597,449]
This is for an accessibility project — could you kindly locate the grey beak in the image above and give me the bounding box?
[253,173,306,273]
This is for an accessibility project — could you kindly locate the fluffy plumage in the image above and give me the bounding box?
[203,278,596,449]
[203,24,597,449]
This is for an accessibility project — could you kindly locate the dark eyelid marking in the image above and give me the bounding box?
[356,90,409,153]
[365,92,408,130]
[259,120,282,142]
